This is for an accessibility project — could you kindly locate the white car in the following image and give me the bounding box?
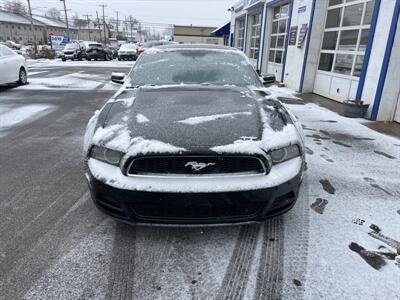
[0,44,28,86]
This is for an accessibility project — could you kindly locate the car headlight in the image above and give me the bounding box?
[270,145,301,165]
[90,146,124,166]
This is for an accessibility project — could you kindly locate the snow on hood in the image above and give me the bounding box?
[176,111,252,125]
[136,114,150,123]
[87,84,304,157]
[91,123,186,156]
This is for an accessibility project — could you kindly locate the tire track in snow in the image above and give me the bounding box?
[280,174,311,300]
[253,217,284,300]
[106,223,137,300]
[217,224,261,300]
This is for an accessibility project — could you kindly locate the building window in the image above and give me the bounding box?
[318,0,374,77]
[236,18,245,51]
[249,13,261,59]
[268,3,289,64]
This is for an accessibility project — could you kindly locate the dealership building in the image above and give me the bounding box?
[229,0,400,123]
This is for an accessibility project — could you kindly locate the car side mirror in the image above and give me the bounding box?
[261,73,276,86]
[111,72,126,84]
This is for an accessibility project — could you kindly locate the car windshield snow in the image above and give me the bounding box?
[129,49,262,87]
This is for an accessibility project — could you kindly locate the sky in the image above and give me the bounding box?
[30,0,239,30]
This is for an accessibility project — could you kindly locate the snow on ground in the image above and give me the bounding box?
[27,59,134,69]
[18,72,120,91]
[0,104,55,137]
[275,93,400,298]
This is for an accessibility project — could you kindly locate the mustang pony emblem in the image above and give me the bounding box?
[185,161,216,172]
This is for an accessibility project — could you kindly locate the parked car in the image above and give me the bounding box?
[86,43,113,61]
[0,42,23,55]
[136,40,176,56]
[61,42,86,61]
[0,44,28,86]
[118,43,138,61]
[84,44,306,225]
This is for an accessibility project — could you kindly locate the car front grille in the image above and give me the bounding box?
[127,155,266,176]
[128,192,264,221]
[64,51,74,55]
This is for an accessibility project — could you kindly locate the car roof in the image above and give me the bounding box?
[155,44,239,52]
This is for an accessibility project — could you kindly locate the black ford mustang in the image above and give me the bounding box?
[84,44,306,225]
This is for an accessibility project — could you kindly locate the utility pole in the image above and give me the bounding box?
[26,0,37,55]
[115,11,119,39]
[99,5,107,44]
[83,14,92,40]
[96,11,102,43]
[60,0,70,40]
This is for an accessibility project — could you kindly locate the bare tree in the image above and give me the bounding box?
[46,7,62,20]
[3,0,27,15]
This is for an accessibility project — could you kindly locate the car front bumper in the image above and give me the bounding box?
[86,157,304,225]
[87,53,106,59]
[118,54,137,59]
[62,54,77,59]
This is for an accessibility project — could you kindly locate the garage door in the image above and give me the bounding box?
[395,93,400,123]
[267,3,290,81]
[313,0,375,102]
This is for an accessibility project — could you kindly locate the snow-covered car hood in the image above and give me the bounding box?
[86,85,303,157]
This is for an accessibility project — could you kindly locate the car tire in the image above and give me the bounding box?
[62,58,66,61]
[118,58,121,61]
[17,68,27,85]
[87,58,91,61]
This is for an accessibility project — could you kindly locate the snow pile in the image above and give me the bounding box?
[176,112,251,125]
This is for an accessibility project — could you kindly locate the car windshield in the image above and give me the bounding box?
[64,43,78,50]
[120,44,137,50]
[129,49,261,87]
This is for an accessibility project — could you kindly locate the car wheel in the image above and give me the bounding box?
[17,68,27,85]
[62,58,66,61]
[87,58,91,61]
[118,58,121,61]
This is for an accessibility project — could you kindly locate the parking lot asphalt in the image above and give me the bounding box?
[0,61,399,300]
